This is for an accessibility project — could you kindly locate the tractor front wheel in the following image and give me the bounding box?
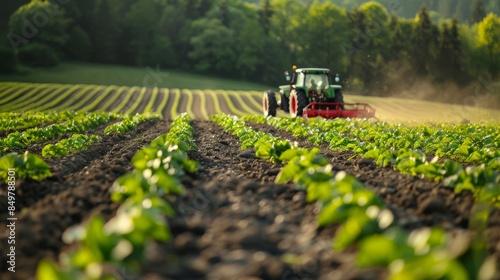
[289,90,308,118]
[280,93,289,113]
[263,90,277,117]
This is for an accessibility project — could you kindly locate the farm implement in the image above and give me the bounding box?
[262,66,376,119]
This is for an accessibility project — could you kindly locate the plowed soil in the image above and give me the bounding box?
[0,119,499,280]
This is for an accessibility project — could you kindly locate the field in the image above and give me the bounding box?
[0,63,271,91]
[0,79,499,280]
[2,82,500,122]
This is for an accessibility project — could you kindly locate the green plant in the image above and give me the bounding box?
[42,134,101,158]
[0,152,51,181]
[0,112,116,156]
[104,113,160,135]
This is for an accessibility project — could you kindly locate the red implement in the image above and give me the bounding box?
[302,102,376,119]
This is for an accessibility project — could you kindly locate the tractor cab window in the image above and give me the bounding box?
[306,74,329,90]
[295,72,305,87]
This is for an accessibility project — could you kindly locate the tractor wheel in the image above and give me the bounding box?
[263,90,277,117]
[334,90,344,103]
[289,90,308,118]
[281,93,289,113]
[334,90,344,109]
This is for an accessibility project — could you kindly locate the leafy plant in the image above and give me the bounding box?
[0,152,52,181]
[0,112,116,156]
[42,134,101,158]
[104,113,160,135]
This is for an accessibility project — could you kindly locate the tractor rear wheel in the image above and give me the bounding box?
[280,93,289,113]
[263,90,277,117]
[289,90,308,117]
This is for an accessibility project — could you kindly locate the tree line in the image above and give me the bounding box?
[1,0,500,100]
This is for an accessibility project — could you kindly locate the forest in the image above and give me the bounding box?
[242,0,500,22]
[1,0,500,104]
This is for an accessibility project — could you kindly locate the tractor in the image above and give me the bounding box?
[262,66,376,119]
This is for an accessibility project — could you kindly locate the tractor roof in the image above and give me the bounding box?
[295,68,331,74]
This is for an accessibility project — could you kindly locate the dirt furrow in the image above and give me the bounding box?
[0,120,170,280]
[139,120,384,280]
[0,118,124,212]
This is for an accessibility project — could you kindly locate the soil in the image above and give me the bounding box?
[0,119,499,280]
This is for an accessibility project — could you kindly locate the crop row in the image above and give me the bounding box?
[0,82,264,119]
[36,113,200,279]
[211,113,495,280]
[250,116,499,165]
[245,116,500,206]
[0,111,79,133]
[0,112,169,183]
[42,134,102,158]
[104,113,161,135]
[0,112,117,157]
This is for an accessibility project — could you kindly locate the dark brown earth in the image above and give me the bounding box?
[0,119,499,280]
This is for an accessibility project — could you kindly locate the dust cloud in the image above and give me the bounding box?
[380,63,500,111]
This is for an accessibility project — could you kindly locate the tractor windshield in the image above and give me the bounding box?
[305,74,329,90]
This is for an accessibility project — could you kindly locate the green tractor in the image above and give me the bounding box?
[263,66,375,119]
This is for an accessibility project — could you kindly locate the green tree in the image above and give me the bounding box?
[411,5,438,76]
[471,0,486,24]
[435,20,466,83]
[234,11,266,79]
[356,1,392,57]
[388,15,413,61]
[8,0,71,54]
[269,0,305,61]
[156,3,190,67]
[89,0,121,63]
[258,37,291,84]
[180,0,214,19]
[258,0,273,35]
[345,1,391,93]
[477,13,500,74]
[188,17,236,74]
[297,2,349,72]
[125,0,161,66]
[64,26,92,61]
